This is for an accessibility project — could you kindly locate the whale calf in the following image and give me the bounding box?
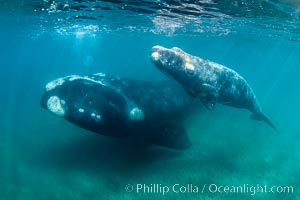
[40,73,195,150]
[151,45,278,132]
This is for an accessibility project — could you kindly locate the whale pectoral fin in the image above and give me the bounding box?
[149,124,191,150]
[199,83,218,111]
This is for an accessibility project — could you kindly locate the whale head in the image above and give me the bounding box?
[151,45,196,79]
[40,75,131,134]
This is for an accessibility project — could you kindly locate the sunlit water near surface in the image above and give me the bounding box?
[1,0,300,199]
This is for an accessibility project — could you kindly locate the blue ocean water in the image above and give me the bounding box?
[0,0,300,199]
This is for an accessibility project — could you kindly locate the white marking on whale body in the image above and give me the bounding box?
[94,73,106,77]
[90,112,101,121]
[66,75,107,86]
[46,78,65,91]
[78,108,84,113]
[151,51,160,61]
[82,76,106,86]
[68,75,82,81]
[129,107,145,121]
[185,57,195,71]
[96,115,101,121]
[46,74,107,92]
[47,96,65,117]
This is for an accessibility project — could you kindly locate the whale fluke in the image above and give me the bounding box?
[251,113,279,133]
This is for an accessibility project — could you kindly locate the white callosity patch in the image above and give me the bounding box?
[151,51,160,61]
[46,74,107,92]
[91,112,101,121]
[165,47,196,77]
[151,46,167,61]
[83,76,106,86]
[46,78,65,91]
[68,75,82,81]
[96,115,101,121]
[129,107,145,121]
[184,56,195,75]
[78,108,85,113]
[94,73,106,77]
[185,61,194,71]
[66,75,107,86]
[47,96,65,117]
[164,46,195,73]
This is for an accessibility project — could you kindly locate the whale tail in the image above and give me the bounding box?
[251,112,279,133]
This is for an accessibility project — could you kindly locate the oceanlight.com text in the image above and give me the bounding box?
[124,183,294,196]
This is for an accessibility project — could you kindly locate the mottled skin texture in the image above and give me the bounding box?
[151,45,278,132]
[187,54,261,112]
[41,73,194,150]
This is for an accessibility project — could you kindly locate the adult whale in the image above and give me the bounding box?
[151,45,278,132]
[40,73,195,150]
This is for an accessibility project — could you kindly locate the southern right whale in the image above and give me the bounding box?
[40,73,195,150]
[151,45,278,133]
